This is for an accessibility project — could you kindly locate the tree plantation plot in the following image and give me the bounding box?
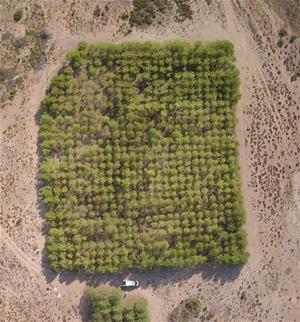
[88,288,149,322]
[39,41,248,273]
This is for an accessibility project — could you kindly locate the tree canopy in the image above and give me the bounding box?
[39,40,247,273]
[88,288,149,322]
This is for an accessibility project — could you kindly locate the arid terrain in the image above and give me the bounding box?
[0,1,300,321]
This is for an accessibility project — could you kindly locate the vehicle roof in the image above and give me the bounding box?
[122,280,136,286]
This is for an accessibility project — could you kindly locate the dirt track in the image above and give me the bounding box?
[0,226,41,274]
[0,1,300,321]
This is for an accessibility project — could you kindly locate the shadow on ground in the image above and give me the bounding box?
[79,292,90,322]
[56,264,242,288]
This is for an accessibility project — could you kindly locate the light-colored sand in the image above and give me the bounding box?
[0,1,300,321]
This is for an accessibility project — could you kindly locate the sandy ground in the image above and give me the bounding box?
[0,0,300,321]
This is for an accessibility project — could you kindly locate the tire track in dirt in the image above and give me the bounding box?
[224,0,291,161]
[0,226,41,275]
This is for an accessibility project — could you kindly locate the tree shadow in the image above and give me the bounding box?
[56,264,242,288]
[79,291,90,322]
[41,247,57,283]
[34,104,58,284]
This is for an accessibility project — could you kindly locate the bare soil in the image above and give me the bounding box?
[0,1,300,321]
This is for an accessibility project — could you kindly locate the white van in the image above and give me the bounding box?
[122,280,139,288]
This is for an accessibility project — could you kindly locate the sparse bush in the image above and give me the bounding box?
[278,28,287,38]
[12,37,27,48]
[129,0,192,26]
[174,0,192,20]
[129,0,158,26]
[13,10,23,22]
[26,29,46,69]
[93,5,101,17]
[129,0,171,26]
[0,72,5,84]
[277,39,284,47]
[124,27,132,35]
[120,12,129,20]
[0,68,13,83]
[240,290,247,301]
[289,35,297,44]
[169,298,204,321]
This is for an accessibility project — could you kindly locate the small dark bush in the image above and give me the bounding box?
[240,291,247,301]
[129,0,171,27]
[0,72,6,84]
[120,12,129,20]
[174,0,192,20]
[289,35,297,44]
[93,5,101,17]
[277,39,284,47]
[12,37,27,48]
[13,10,23,22]
[0,68,13,82]
[129,0,192,27]
[169,298,203,321]
[39,30,51,40]
[26,29,47,69]
[278,28,287,38]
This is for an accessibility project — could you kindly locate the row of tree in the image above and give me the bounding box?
[88,288,149,322]
[39,40,247,273]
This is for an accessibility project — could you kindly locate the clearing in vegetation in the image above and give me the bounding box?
[39,40,248,273]
[88,287,149,322]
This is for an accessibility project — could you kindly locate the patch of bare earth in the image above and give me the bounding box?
[0,0,299,321]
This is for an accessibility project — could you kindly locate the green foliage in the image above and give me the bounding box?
[13,10,23,22]
[88,288,149,322]
[39,40,247,273]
